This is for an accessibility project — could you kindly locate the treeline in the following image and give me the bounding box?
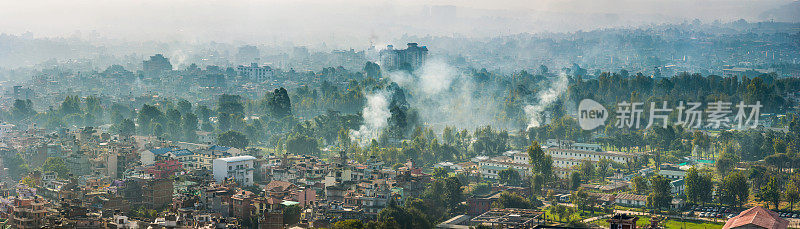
[568,72,799,113]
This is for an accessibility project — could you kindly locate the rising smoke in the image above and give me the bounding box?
[390,58,511,130]
[523,72,569,129]
[350,59,571,145]
[350,90,391,145]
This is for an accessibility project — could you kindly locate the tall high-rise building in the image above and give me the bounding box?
[379,43,428,71]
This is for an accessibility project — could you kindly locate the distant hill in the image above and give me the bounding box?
[760,1,800,22]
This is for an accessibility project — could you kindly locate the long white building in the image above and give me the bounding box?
[501,144,639,179]
[545,148,636,165]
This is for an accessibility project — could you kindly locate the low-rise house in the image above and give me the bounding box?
[670,179,685,195]
[467,193,499,216]
[140,148,175,166]
[614,193,647,207]
[723,206,788,229]
[658,165,687,180]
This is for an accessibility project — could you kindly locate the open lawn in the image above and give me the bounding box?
[591,215,724,229]
[544,208,607,223]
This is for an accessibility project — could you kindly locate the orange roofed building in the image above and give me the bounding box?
[723,206,789,229]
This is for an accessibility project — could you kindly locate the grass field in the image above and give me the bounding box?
[591,215,724,229]
[543,208,606,222]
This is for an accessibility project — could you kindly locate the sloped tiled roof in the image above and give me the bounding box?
[615,193,647,201]
[266,180,296,192]
[723,206,788,229]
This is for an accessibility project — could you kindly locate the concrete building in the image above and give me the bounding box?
[10,196,49,229]
[544,148,635,165]
[658,165,687,180]
[237,63,274,81]
[478,159,534,179]
[213,156,257,186]
[379,43,428,70]
[615,193,647,207]
[140,148,175,166]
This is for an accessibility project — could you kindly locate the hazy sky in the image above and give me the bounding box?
[0,0,795,46]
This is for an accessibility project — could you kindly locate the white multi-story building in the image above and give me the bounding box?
[478,159,534,179]
[480,154,573,179]
[545,148,635,164]
[508,148,635,167]
[544,139,602,151]
[236,63,274,81]
[213,156,256,186]
[503,145,638,179]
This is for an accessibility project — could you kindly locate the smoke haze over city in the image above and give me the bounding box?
[1,0,797,46]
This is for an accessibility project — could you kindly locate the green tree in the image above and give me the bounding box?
[758,175,782,210]
[579,160,595,180]
[378,200,430,229]
[647,175,672,210]
[1,153,29,180]
[42,157,69,178]
[498,168,522,186]
[571,188,592,213]
[177,99,192,115]
[197,105,212,122]
[138,104,165,135]
[217,130,249,149]
[182,113,198,141]
[492,191,533,209]
[282,204,301,226]
[570,172,582,190]
[116,119,136,136]
[718,171,749,208]
[685,167,713,205]
[532,174,545,195]
[267,87,292,118]
[363,61,381,78]
[432,167,449,179]
[716,156,736,176]
[786,174,800,211]
[333,219,365,229]
[218,94,244,115]
[84,96,103,124]
[471,183,491,196]
[153,123,165,138]
[166,109,183,138]
[716,147,738,175]
[60,95,82,115]
[528,141,554,180]
[11,99,36,121]
[632,175,649,194]
[597,158,611,181]
[285,134,319,155]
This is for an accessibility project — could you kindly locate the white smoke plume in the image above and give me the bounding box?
[350,90,391,146]
[351,59,571,141]
[389,58,510,131]
[524,72,569,129]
